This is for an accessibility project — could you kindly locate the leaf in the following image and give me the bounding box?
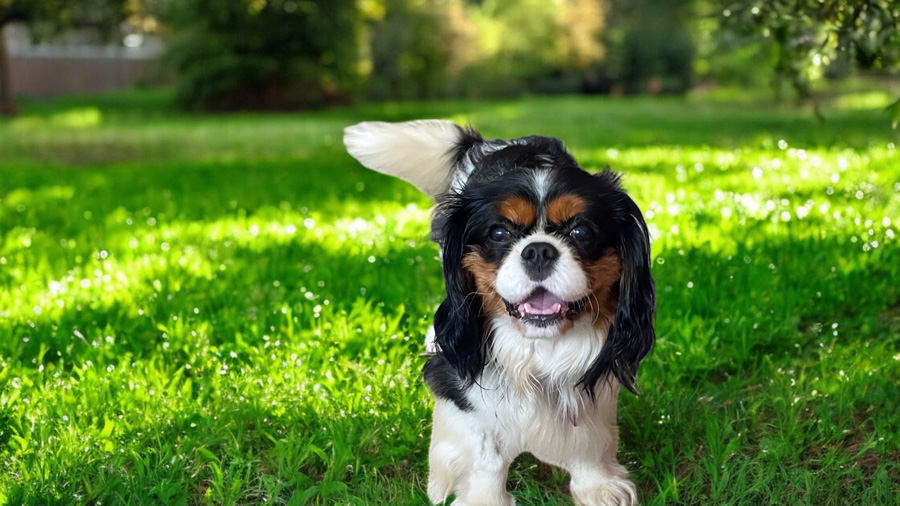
[98,417,116,439]
[196,446,218,462]
[302,442,329,464]
[289,485,320,506]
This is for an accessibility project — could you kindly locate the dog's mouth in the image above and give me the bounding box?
[503,287,589,328]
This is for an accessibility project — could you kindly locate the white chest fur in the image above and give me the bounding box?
[426,318,635,506]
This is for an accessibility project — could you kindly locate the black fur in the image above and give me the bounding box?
[432,191,488,382]
[577,176,656,396]
[430,126,484,244]
[423,353,473,411]
[452,125,484,166]
[467,136,578,187]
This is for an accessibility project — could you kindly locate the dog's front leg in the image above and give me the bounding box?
[564,419,637,506]
[555,390,638,506]
[568,458,637,506]
[427,400,515,506]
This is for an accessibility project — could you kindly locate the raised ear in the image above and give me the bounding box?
[580,193,656,396]
[432,199,485,381]
[344,120,470,199]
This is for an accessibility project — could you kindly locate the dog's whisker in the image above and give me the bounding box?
[588,293,603,325]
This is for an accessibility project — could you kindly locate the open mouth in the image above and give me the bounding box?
[503,287,589,328]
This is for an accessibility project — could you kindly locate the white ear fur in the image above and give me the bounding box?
[343,120,463,199]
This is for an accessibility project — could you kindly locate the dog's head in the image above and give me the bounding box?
[344,120,655,395]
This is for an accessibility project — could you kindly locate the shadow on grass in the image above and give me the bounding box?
[3,387,432,505]
[3,232,443,369]
[650,228,900,382]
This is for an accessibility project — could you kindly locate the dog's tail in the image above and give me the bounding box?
[344,120,470,200]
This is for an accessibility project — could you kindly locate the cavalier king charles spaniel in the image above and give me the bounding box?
[344,120,655,506]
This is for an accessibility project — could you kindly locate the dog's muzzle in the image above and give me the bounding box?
[503,287,589,328]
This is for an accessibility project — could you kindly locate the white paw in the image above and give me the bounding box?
[572,477,637,506]
[427,485,516,506]
[451,495,515,506]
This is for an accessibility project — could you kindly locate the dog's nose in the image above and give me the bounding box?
[521,241,559,281]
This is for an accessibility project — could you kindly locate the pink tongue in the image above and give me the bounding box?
[518,289,566,315]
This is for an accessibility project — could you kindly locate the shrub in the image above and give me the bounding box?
[607,0,694,94]
[161,0,362,111]
[365,0,455,101]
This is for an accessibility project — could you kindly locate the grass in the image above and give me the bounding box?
[1,89,899,505]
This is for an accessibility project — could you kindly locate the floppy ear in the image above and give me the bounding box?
[344,120,468,199]
[432,200,485,381]
[580,193,656,396]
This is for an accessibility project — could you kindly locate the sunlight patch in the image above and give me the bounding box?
[11,108,103,130]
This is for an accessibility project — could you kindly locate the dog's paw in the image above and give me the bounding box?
[427,481,516,506]
[571,477,637,506]
[451,494,515,506]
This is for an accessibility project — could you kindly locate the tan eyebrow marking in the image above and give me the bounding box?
[546,194,586,224]
[497,196,537,227]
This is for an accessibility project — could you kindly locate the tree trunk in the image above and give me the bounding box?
[0,24,19,117]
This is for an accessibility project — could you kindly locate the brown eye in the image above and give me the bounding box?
[570,225,590,241]
[490,226,510,242]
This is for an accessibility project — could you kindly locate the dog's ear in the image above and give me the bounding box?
[580,192,656,397]
[432,200,485,381]
[344,120,482,199]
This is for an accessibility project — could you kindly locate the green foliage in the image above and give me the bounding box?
[0,0,135,53]
[459,0,607,96]
[365,0,455,101]
[1,91,899,504]
[719,0,900,101]
[161,0,362,110]
[359,0,609,99]
[0,0,129,30]
[609,0,695,94]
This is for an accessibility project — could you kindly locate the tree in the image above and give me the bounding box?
[451,0,607,96]
[160,0,362,111]
[0,0,132,116]
[718,0,900,122]
[365,0,459,100]
[609,0,695,94]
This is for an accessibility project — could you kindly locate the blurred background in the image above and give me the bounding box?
[1,0,898,115]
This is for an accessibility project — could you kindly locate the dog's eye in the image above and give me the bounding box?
[490,226,511,242]
[570,225,591,241]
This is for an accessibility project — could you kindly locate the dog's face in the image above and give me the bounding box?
[451,168,622,340]
[345,120,655,395]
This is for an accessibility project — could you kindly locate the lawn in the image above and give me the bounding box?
[1,90,899,505]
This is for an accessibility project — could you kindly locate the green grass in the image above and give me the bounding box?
[1,90,899,505]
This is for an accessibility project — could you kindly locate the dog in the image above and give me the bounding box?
[344,120,655,506]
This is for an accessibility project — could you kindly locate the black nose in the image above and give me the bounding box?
[521,242,559,281]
